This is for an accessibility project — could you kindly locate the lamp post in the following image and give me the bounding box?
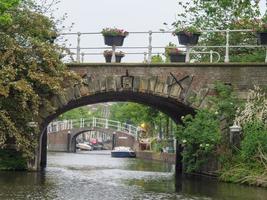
[67,130,71,152]
[229,123,241,147]
[112,132,116,150]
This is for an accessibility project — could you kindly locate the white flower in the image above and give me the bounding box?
[182,139,187,143]
[200,144,203,147]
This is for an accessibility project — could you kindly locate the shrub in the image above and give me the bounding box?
[240,120,267,161]
[175,109,221,172]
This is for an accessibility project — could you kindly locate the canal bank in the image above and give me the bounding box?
[136,151,176,164]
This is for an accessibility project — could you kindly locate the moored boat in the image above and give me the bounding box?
[76,142,92,151]
[111,146,136,158]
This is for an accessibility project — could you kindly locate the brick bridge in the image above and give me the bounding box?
[33,63,267,171]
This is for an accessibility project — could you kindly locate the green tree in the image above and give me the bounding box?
[0,0,20,25]
[0,0,78,164]
[168,0,264,62]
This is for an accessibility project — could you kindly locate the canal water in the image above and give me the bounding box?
[0,151,266,200]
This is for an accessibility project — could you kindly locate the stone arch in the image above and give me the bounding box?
[36,71,206,171]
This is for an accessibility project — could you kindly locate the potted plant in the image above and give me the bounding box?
[165,47,186,62]
[101,27,129,46]
[103,50,125,63]
[173,25,201,45]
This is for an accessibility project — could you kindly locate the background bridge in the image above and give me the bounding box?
[47,117,141,152]
[47,117,140,138]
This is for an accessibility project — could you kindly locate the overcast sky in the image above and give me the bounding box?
[43,0,267,62]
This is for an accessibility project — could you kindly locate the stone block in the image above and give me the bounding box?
[169,84,182,98]
[74,85,81,98]
[92,79,101,93]
[139,78,149,92]
[154,81,164,94]
[99,78,106,92]
[133,77,140,92]
[64,87,75,102]
[148,77,157,93]
[106,76,117,91]
[79,86,90,97]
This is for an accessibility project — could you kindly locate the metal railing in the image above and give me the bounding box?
[58,29,267,63]
[47,117,140,138]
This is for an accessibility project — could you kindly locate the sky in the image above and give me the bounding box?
[39,0,267,63]
[52,0,180,62]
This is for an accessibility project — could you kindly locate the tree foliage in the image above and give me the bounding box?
[0,0,20,25]
[0,0,79,161]
[167,0,265,62]
[175,109,221,172]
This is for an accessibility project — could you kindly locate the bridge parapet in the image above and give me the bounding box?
[60,29,267,63]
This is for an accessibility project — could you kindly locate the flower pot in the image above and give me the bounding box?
[104,55,124,63]
[257,32,267,45]
[104,55,112,63]
[169,54,186,62]
[104,35,125,46]
[115,55,124,63]
[176,32,200,45]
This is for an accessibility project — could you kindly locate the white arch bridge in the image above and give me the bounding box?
[47,117,140,138]
[47,117,142,152]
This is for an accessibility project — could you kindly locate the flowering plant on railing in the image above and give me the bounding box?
[101,27,129,37]
[171,23,201,45]
[172,25,201,36]
[165,47,184,55]
[165,43,186,62]
[236,18,267,45]
[103,50,125,57]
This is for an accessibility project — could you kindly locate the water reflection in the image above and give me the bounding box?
[0,151,266,200]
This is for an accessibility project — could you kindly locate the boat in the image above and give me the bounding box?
[111,146,136,158]
[76,142,92,151]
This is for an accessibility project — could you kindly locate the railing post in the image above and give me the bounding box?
[224,29,230,63]
[147,30,152,63]
[144,52,147,63]
[210,50,213,63]
[81,52,85,63]
[105,119,108,129]
[111,45,116,63]
[265,47,267,63]
[117,122,121,131]
[93,117,96,127]
[76,32,81,63]
[126,124,132,134]
[185,45,190,63]
[56,122,59,132]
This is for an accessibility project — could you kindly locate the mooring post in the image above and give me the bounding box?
[112,132,116,149]
[40,128,47,168]
[175,140,183,175]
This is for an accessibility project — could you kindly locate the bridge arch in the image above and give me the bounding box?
[38,89,195,170]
